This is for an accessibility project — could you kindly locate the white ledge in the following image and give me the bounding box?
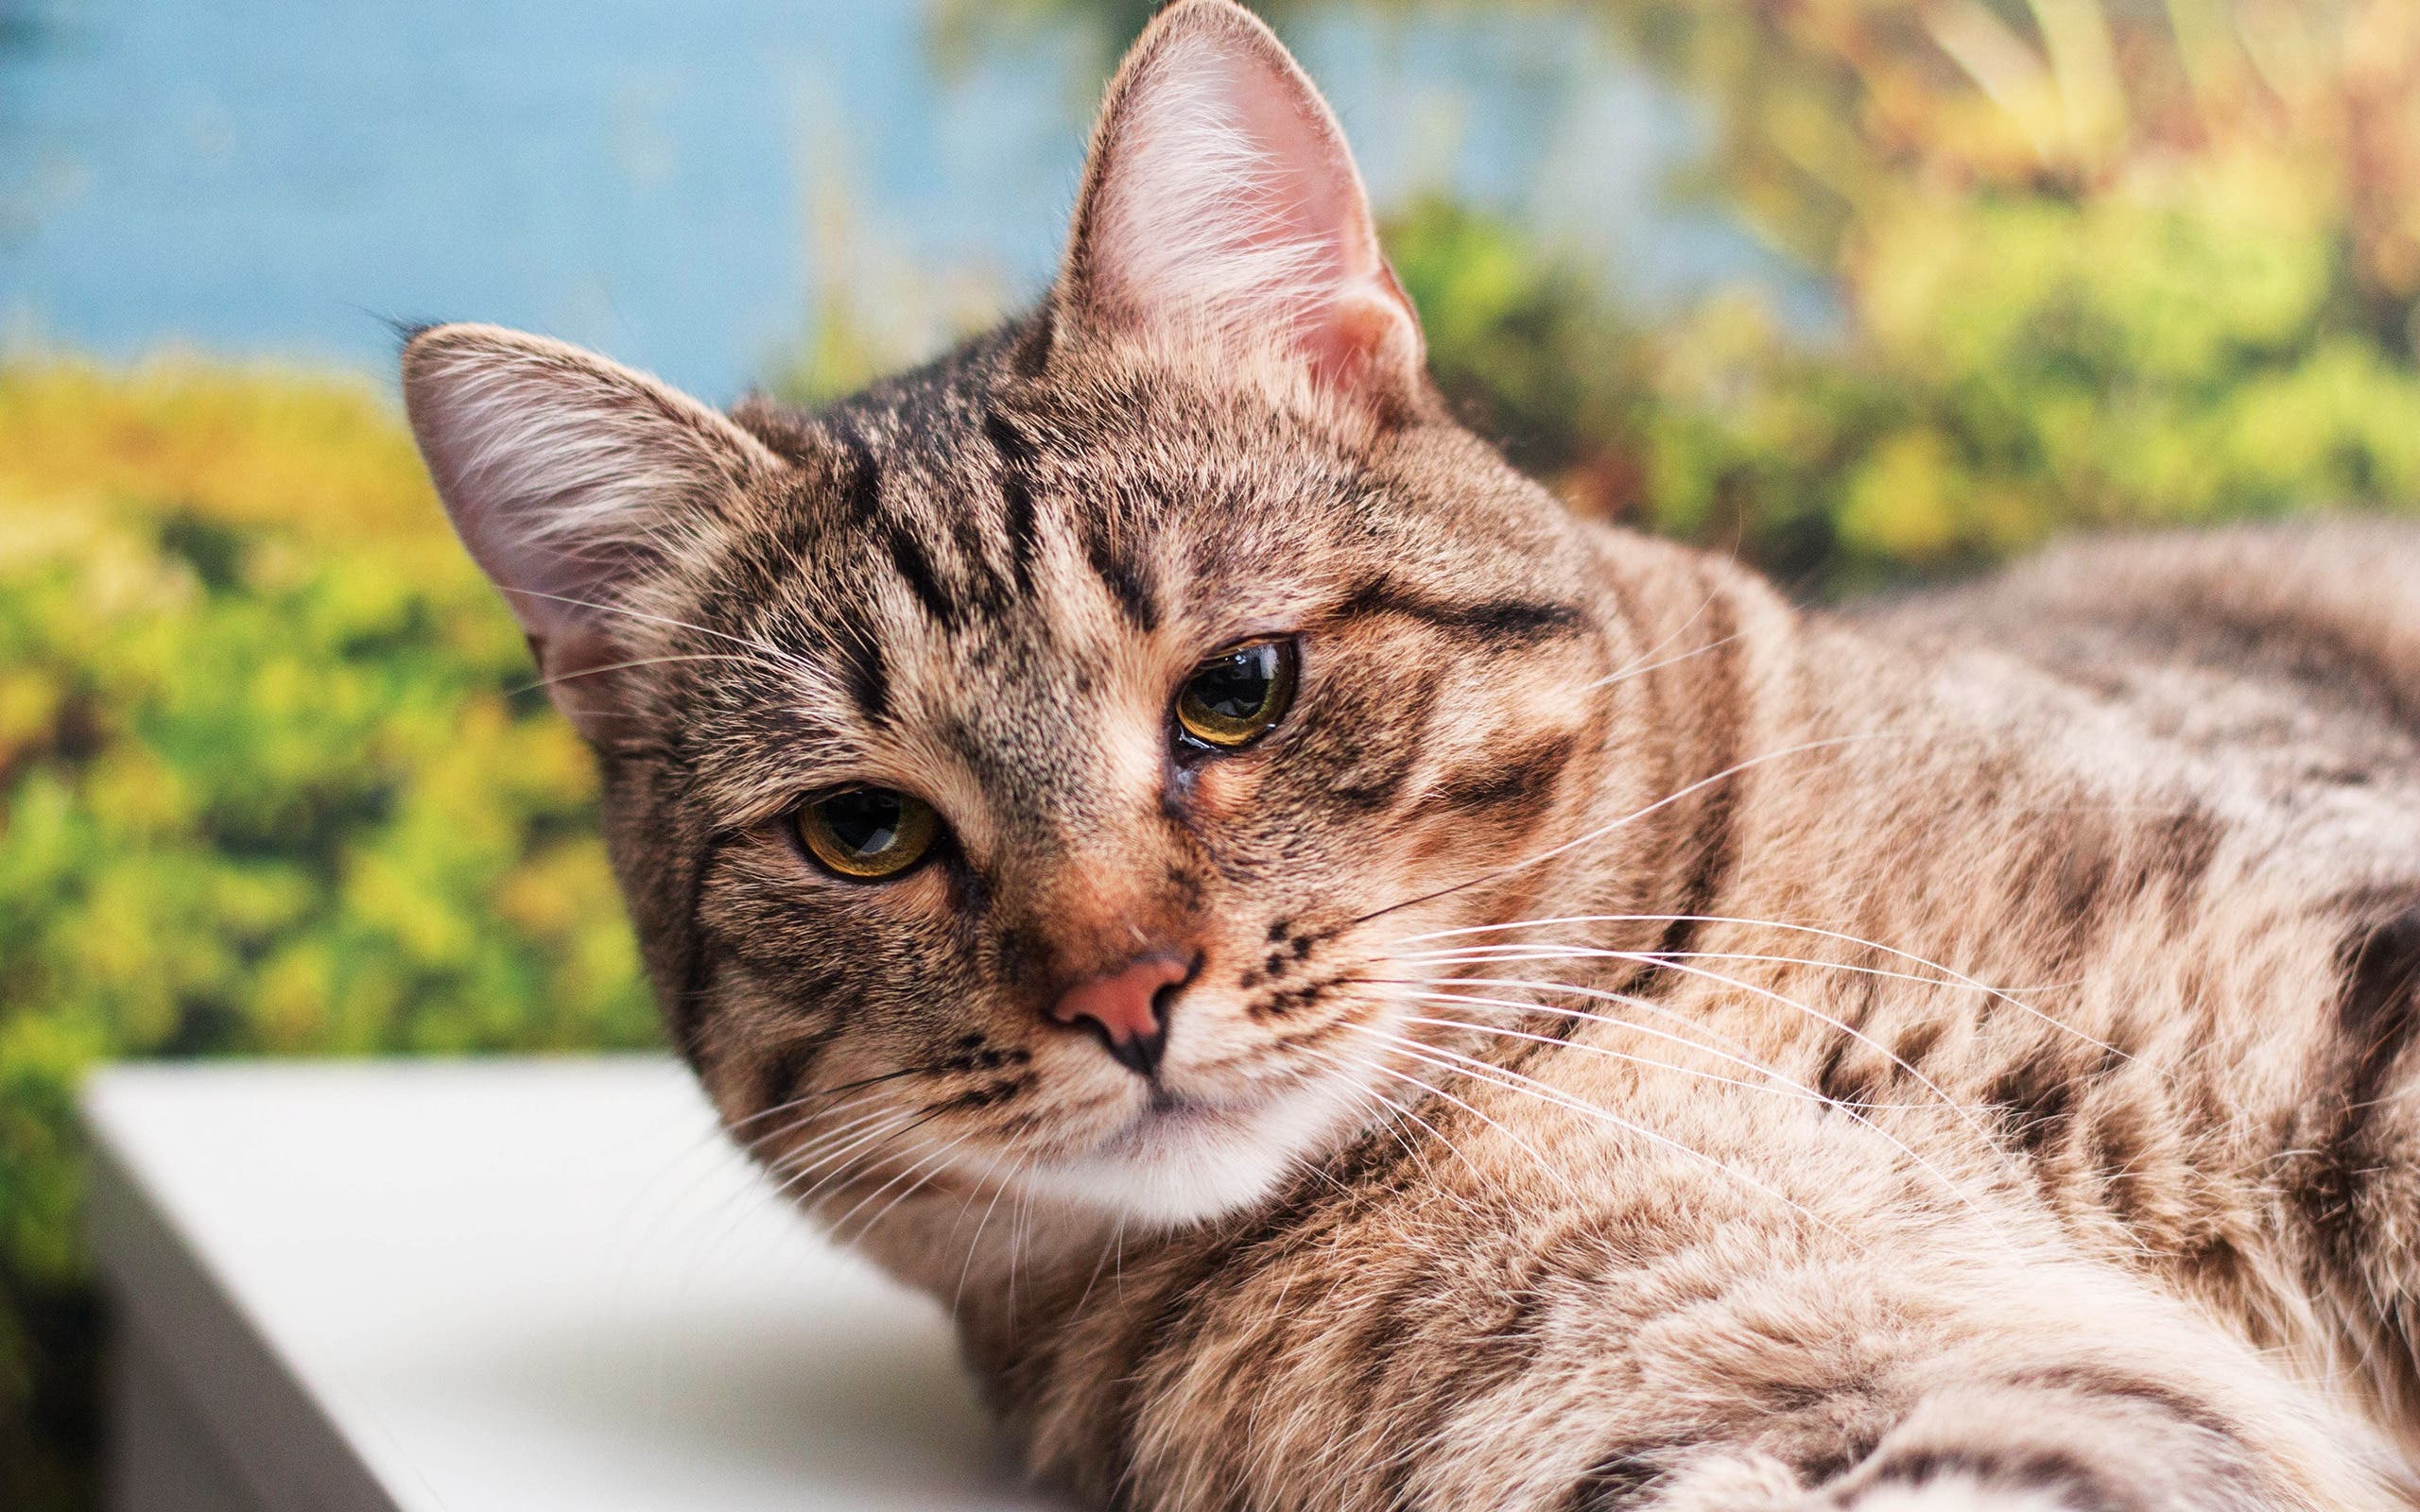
[82,1057,1057,1512]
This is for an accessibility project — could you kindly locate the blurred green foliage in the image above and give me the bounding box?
[1386,0,2420,590]
[0,364,657,1506]
[13,0,2420,1504]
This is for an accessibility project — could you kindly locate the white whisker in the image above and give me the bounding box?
[1325,1047,1582,1203]
[502,585,818,676]
[1355,732,1903,927]
[1340,1022,1850,1239]
[1388,982,1840,1092]
[518,650,786,694]
[835,1132,977,1244]
[1581,631,1742,693]
[1396,943,2073,1001]
[1395,1011,1867,1105]
[1384,994,2003,1232]
[1392,912,2122,1057]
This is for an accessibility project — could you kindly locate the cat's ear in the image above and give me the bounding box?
[401,323,784,745]
[1055,0,1425,414]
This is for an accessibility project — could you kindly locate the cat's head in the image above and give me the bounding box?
[403,0,1684,1227]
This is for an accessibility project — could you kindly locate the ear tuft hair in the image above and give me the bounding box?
[401,323,783,742]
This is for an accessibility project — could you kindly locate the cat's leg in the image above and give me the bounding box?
[1018,1102,2409,1512]
[1627,1370,2387,1512]
[1059,1211,2408,1512]
[1393,1235,2408,1512]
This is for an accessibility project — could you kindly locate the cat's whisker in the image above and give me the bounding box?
[1363,972,1811,1087]
[769,1131,917,1217]
[516,650,785,695]
[687,1108,924,1268]
[1006,1180,1042,1332]
[1395,943,2074,1000]
[498,584,819,677]
[1342,1084,1462,1202]
[1562,952,2003,1146]
[1306,1042,1582,1203]
[1392,912,2123,1057]
[732,1062,1010,1189]
[1391,982,1987,1161]
[1064,1167,1144,1322]
[1590,576,1723,687]
[952,1144,1036,1321]
[1579,630,1743,693]
[1352,731,1905,929]
[1296,1048,1487,1217]
[727,1061,956,1142]
[822,1139,947,1234]
[753,1106,914,1186]
[1383,983,1854,1098]
[840,1161,960,1251]
[1384,995,2004,1232]
[785,1133,924,1221]
[1398,988,1936,1115]
[1340,1022,1853,1240]
[622,1084,901,1240]
[758,1091,926,1156]
[1394,1011,1875,1106]
[740,1092,904,1160]
[720,1104,913,1224]
[769,1108,932,1207]
[833,1130,979,1246]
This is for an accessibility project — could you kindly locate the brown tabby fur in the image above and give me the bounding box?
[402,4,2420,1507]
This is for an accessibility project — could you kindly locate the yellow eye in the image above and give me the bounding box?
[1175,638,1299,750]
[795,787,941,880]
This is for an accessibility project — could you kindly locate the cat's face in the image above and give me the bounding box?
[404,0,1639,1225]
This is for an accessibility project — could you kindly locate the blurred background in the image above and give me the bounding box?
[5,0,2417,1503]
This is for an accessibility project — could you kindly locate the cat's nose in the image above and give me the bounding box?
[1050,953,1192,1078]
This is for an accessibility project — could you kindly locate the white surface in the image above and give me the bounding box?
[83,1057,1060,1512]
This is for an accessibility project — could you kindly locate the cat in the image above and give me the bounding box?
[398,2,2420,1507]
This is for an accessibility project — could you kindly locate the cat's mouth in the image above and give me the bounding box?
[1119,1085,1245,1143]
[1016,1059,1373,1227]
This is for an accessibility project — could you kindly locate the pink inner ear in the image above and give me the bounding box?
[1077,15,1423,397]
[1219,51,1364,288]
[1221,53,1420,387]
[409,409,627,660]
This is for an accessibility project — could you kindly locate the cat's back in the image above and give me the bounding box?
[1841,517,2420,882]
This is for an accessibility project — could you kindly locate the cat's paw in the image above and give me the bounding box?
[1835,1472,2086,1512]
[1621,1452,2119,1512]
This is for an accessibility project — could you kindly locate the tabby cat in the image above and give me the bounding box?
[399,4,2420,1507]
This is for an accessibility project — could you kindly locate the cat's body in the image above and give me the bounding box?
[925,518,2420,1511]
[399,4,2420,1506]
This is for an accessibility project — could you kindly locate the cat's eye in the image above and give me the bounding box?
[794,787,941,881]
[1174,637,1299,751]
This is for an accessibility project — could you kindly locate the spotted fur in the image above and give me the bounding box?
[404,4,2420,1507]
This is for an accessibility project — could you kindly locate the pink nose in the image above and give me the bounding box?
[1050,954,1190,1077]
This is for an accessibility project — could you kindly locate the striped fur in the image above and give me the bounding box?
[403,4,2420,1508]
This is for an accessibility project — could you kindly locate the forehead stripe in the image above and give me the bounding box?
[1084,524,1160,633]
[834,423,883,523]
[839,622,890,723]
[886,520,962,630]
[1332,576,1586,649]
[983,407,1041,597]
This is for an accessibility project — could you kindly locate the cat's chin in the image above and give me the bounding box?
[1019,1080,1364,1228]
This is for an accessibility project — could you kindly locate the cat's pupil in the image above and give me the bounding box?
[822,790,904,855]
[1194,646,1276,719]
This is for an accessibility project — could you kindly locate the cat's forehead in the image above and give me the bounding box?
[679,346,1386,819]
[734,345,1380,643]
